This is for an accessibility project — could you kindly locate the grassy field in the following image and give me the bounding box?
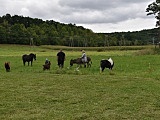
[0,44,160,119]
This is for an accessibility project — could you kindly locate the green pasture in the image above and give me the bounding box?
[0,44,160,119]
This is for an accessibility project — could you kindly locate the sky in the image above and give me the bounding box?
[0,0,157,33]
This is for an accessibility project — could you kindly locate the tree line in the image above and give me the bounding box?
[0,14,158,46]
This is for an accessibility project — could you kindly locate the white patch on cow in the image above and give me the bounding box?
[108,58,113,66]
[100,67,102,73]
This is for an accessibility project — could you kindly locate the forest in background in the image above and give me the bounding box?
[0,14,159,47]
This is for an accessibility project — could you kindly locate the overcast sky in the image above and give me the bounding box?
[0,0,157,33]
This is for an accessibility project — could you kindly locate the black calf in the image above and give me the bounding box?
[5,62,10,72]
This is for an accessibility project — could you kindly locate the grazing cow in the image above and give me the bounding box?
[43,61,51,70]
[4,62,10,72]
[100,58,114,72]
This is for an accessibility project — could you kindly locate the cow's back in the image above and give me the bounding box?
[100,60,111,68]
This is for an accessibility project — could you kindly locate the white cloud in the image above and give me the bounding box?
[81,17,157,33]
[0,0,156,32]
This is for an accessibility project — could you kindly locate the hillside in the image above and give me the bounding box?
[0,14,159,46]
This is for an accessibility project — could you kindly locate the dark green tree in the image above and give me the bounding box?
[0,25,7,43]
[11,24,29,44]
[146,0,160,26]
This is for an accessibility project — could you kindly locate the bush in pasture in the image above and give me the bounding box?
[97,48,105,52]
[134,49,155,55]
[153,48,160,55]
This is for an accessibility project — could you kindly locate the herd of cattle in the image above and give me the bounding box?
[4,53,114,73]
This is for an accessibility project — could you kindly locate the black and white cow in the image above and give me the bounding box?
[100,58,114,72]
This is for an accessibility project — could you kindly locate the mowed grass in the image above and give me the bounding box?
[0,45,160,119]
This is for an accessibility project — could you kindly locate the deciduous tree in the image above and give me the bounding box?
[146,0,160,26]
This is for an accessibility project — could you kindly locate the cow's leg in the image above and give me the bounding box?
[31,61,32,66]
[23,61,25,66]
[100,67,102,73]
[28,62,29,66]
[102,67,105,72]
[100,67,105,73]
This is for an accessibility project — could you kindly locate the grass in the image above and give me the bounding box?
[0,44,160,119]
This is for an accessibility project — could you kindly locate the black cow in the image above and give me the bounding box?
[100,58,114,72]
[4,62,10,72]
